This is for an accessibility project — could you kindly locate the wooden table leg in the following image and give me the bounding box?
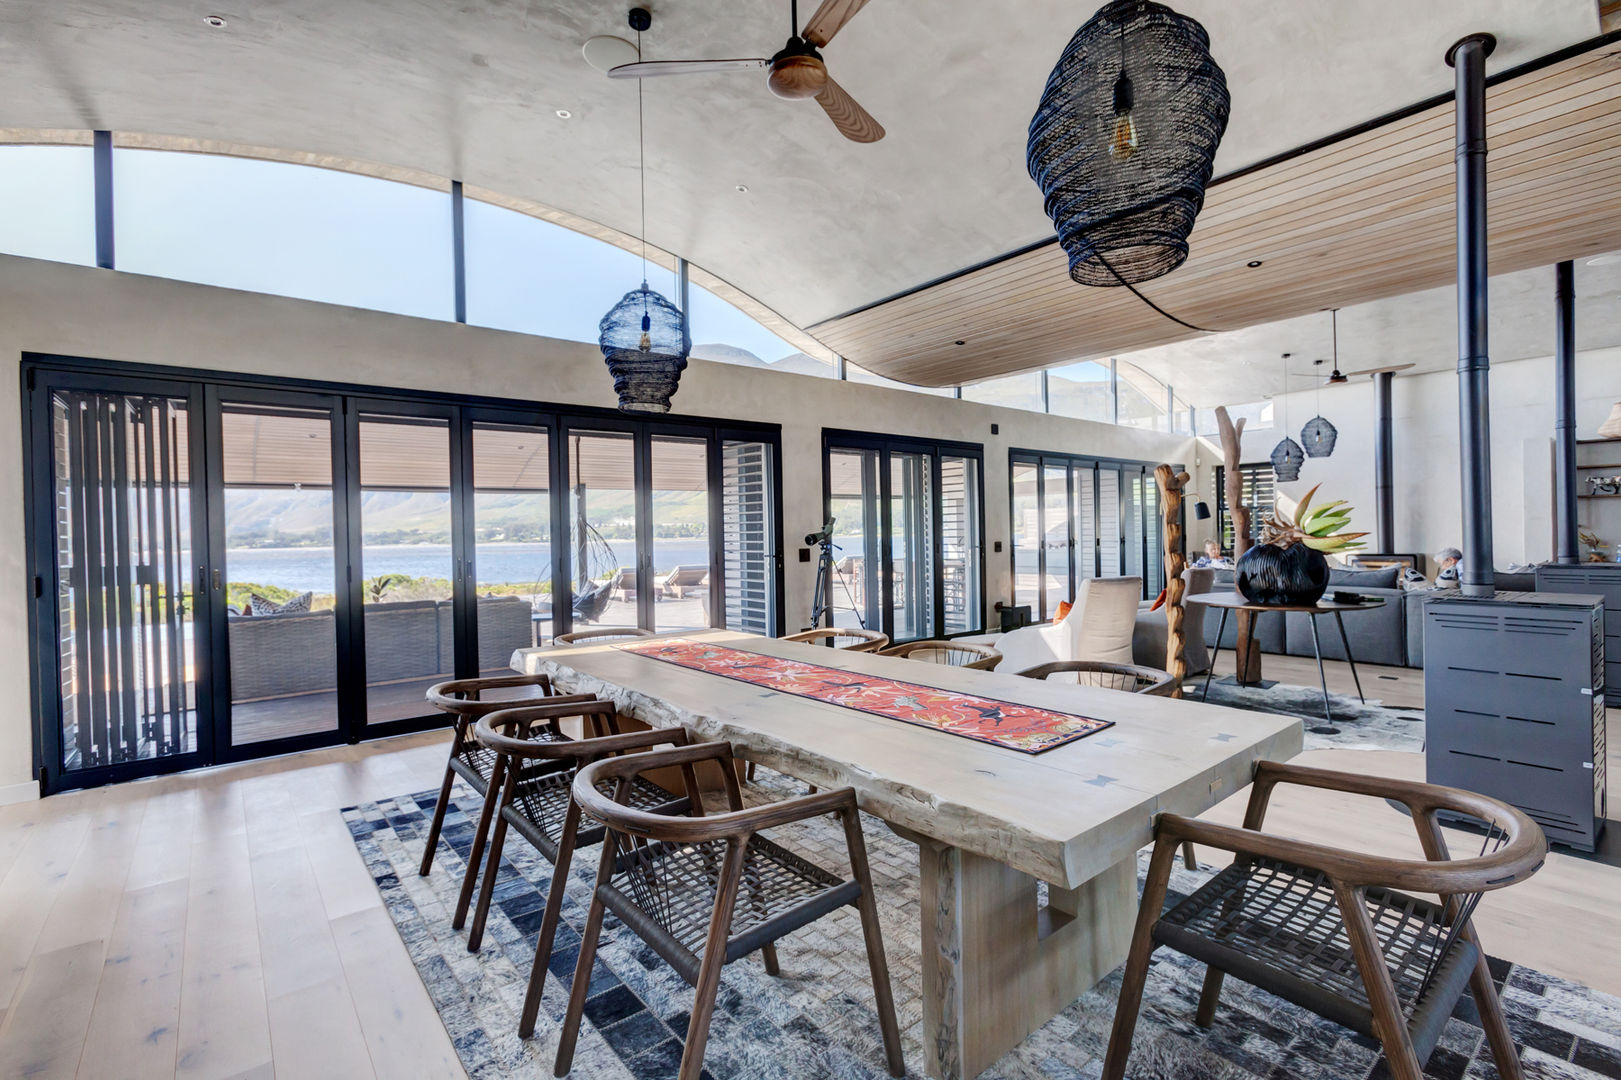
[919,842,1135,1079]
[1234,609,1264,685]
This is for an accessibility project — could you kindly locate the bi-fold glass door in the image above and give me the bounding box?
[27,359,784,793]
[822,431,984,644]
[1009,452,1170,619]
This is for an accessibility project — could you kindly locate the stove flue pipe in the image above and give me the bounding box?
[1448,33,1496,597]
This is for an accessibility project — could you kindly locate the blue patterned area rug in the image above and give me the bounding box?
[344,779,1621,1080]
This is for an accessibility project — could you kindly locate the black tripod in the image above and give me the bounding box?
[807,518,865,629]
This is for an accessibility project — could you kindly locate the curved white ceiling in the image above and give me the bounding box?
[0,0,1601,334]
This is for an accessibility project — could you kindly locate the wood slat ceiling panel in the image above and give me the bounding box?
[811,49,1621,388]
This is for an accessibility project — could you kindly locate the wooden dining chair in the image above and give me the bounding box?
[555,741,906,1080]
[1102,761,1546,1080]
[1014,659,1177,696]
[419,674,595,877]
[555,626,654,645]
[880,639,1002,670]
[781,626,890,652]
[463,701,694,1037]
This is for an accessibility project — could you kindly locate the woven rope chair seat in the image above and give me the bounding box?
[451,725,574,796]
[881,641,1002,670]
[502,767,678,864]
[1154,856,1479,1058]
[601,834,857,983]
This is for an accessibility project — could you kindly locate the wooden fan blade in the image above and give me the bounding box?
[607,58,769,79]
[802,0,871,48]
[814,74,885,143]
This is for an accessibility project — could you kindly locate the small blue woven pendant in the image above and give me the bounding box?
[599,282,690,414]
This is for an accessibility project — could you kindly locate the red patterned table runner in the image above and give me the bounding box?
[614,638,1111,754]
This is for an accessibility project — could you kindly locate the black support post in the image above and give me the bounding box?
[93,131,114,270]
[451,180,466,323]
[1374,370,1395,553]
[1554,260,1579,564]
[1447,33,1496,598]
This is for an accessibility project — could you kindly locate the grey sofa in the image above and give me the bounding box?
[1201,565,1411,668]
[226,594,534,700]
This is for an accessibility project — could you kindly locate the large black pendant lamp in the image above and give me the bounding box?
[598,11,689,414]
[1027,0,1230,287]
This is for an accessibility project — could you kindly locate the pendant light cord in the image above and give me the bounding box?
[636,29,648,286]
[1094,250,1223,333]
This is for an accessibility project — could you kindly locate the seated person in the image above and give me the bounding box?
[1433,546,1462,587]
[1192,539,1233,569]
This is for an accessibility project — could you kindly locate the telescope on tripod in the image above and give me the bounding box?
[806,517,864,629]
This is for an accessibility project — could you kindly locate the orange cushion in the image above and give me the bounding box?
[1149,587,1168,612]
[1054,600,1073,623]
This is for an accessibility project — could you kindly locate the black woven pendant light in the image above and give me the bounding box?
[1027,0,1230,287]
[598,9,689,414]
[1301,312,1342,457]
[1301,415,1338,457]
[1270,435,1305,482]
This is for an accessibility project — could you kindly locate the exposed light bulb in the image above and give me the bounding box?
[1110,72,1138,162]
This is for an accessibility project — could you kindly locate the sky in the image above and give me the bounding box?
[0,144,804,365]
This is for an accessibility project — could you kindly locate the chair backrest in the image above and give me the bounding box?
[1071,577,1142,665]
[880,640,1002,670]
[781,627,890,652]
[667,565,708,585]
[556,626,654,645]
[426,673,568,717]
[1015,659,1176,696]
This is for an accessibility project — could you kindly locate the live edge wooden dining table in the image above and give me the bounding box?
[513,629,1301,1080]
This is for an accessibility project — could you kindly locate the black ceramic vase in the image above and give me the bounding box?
[1235,542,1329,606]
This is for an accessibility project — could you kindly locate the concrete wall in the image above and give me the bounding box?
[0,254,1194,800]
[1217,347,1621,569]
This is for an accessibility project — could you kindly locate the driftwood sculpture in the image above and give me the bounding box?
[1213,405,1262,683]
[1154,464,1190,699]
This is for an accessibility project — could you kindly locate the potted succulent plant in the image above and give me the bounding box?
[1235,485,1367,605]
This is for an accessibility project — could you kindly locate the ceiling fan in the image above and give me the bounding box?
[604,0,885,144]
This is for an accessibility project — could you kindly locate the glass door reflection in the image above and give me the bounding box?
[566,430,641,631]
[887,451,934,642]
[220,400,343,745]
[357,413,455,724]
[651,436,712,632]
[471,421,554,658]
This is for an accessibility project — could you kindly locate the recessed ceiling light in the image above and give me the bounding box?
[735,184,749,193]
[954,340,966,346]
[555,109,572,119]
[1586,253,1621,266]
[1246,260,1263,268]
[203,14,227,27]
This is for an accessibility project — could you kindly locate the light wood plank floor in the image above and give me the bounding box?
[0,659,1614,1079]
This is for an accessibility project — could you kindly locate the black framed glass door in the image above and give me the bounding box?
[822,430,985,643]
[1009,451,1173,614]
[28,372,212,787]
[206,387,354,755]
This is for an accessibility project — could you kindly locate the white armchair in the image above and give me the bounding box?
[994,577,1143,674]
